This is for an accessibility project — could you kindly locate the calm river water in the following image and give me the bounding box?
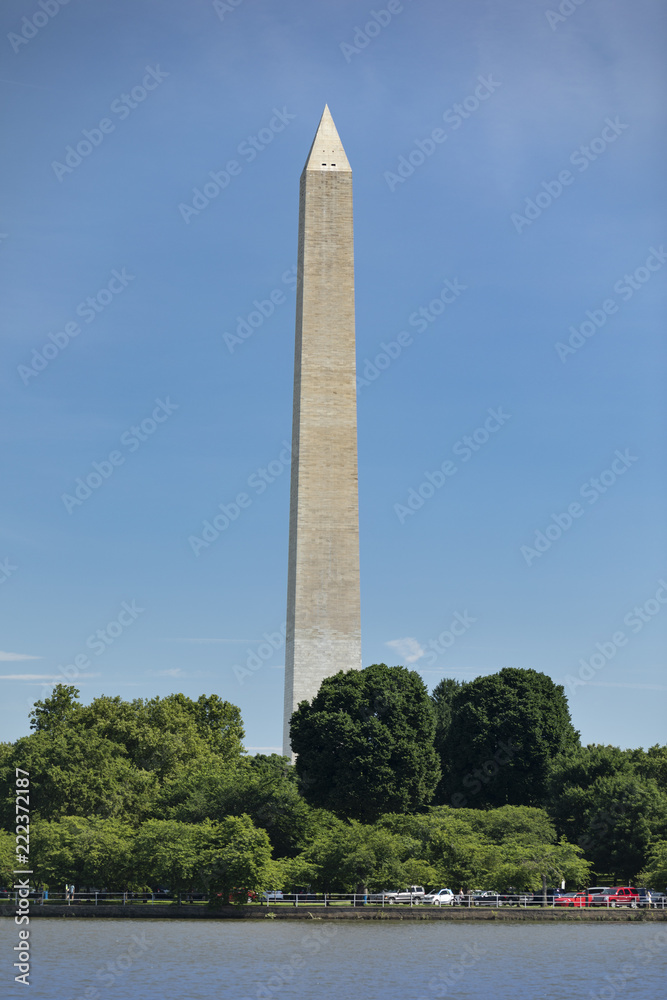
[5,919,667,1000]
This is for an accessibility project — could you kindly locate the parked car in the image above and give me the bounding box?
[262,891,284,901]
[525,888,568,905]
[473,891,506,906]
[421,888,455,906]
[554,892,595,908]
[383,886,426,904]
[228,888,257,903]
[592,887,640,908]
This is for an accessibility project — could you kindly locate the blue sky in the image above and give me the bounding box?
[1,0,665,752]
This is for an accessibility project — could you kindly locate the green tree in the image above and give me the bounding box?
[548,744,635,796]
[133,815,280,901]
[0,689,245,828]
[0,828,16,887]
[29,684,81,732]
[205,815,282,903]
[133,819,206,894]
[291,663,441,822]
[31,816,135,890]
[295,817,436,892]
[171,754,314,858]
[77,692,244,781]
[628,745,667,788]
[498,838,591,895]
[431,677,463,752]
[436,668,580,808]
[636,840,667,889]
[380,805,567,892]
[548,772,667,882]
[0,729,159,826]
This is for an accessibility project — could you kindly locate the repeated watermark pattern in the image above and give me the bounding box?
[422,610,477,666]
[178,108,296,224]
[556,246,667,362]
[384,75,502,191]
[565,579,667,696]
[357,277,468,392]
[189,441,291,555]
[394,407,511,523]
[224,266,297,353]
[0,558,18,585]
[213,0,245,22]
[61,398,178,513]
[520,449,638,566]
[233,623,286,685]
[340,1,408,63]
[241,925,338,1000]
[511,118,629,234]
[8,0,73,54]
[589,929,667,1000]
[450,741,519,808]
[18,268,135,386]
[33,600,145,707]
[71,931,150,1000]
[418,942,488,998]
[545,0,589,32]
[51,67,169,181]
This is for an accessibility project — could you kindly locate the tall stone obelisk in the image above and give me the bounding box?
[283,106,361,755]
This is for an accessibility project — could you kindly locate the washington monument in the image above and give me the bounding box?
[282,106,361,755]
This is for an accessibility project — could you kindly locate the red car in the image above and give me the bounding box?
[554,892,595,908]
[592,887,640,908]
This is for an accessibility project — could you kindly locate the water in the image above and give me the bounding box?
[4,919,666,1000]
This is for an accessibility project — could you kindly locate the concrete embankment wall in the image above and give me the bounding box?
[1,905,666,921]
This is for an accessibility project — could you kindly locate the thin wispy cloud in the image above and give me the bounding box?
[0,651,41,661]
[575,682,667,692]
[385,637,425,664]
[0,674,60,681]
[163,638,262,643]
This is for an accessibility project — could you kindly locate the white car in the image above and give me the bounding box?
[421,888,455,906]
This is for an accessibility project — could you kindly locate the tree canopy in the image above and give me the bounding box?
[434,668,580,808]
[290,663,441,822]
[0,677,663,893]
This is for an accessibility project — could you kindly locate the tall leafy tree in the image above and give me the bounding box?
[548,772,667,882]
[29,684,81,731]
[290,664,441,823]
[0,729,159,826]
[380,805,569,891]
[436,668,580,808]
[0,829,16,887]
[32,816,135,890]
[431,678,463,800]
[295,818,436,892]
[636,840,667,889]
[171,754,315,858]
[133,815,281,900]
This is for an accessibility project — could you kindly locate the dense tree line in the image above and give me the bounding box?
[1,668,666,897]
